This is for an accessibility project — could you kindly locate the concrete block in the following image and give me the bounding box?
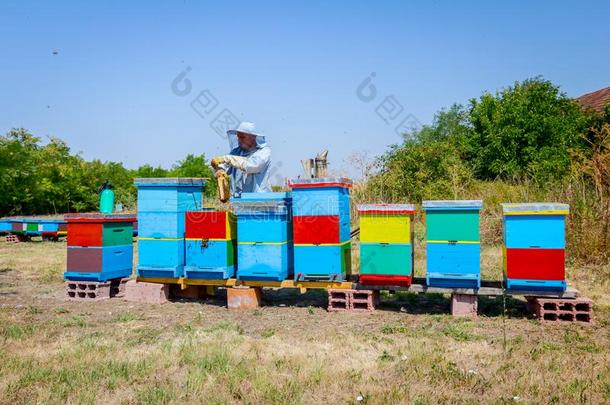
[451,293,478,317]
[124,280,169,304]
[227,287,262,309]
[351,290,379,311]
[530,297,593,324]
[65,280,111,301]
[328,289,350,311]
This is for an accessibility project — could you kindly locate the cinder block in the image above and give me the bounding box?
[529,297,593,324]
[328,289,350,311]
[227,287,262,309]
[327,289,379,312]
[65,280,111,301]
[124,280,169,304]
[451,293,478,317]
[5,234,18,243]
[350,290,379,311]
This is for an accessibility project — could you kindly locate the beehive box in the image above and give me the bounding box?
[502,203,569,291]
[232,192,293,281]
[39,219,65,238]
[135,178,205,279]
[184,210,237,279]
[423,200,483,288]
[0,218,11,234]
[9,218,24,233]
[358,204,415,286]
[289,178,352,281]
[64,214,135,282]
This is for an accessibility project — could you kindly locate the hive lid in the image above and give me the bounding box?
[235,192,291,201]
[231,192,291,214]
[2,217,66,224]
[501,203,569,215]
[2,217,24,222]
[64,213,136,223]
[422,200,483,210]
[357,203,416,214]
[30,218,67,224]
[288,177,352,189]
[134,177,206,187]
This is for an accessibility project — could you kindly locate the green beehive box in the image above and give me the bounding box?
[360,243,413,276]
[423,200,483,242]
[102,223,134,246]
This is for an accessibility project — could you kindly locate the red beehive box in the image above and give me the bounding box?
[359,274,412,287]
[293,215,348,244]
[66,215,136,247]
[505,248,565,280]
[185,211,236,240]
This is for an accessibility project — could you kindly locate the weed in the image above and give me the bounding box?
[113,311,145,323]
[261,329,275,338]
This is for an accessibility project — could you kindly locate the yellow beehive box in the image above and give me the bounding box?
[358,204,415,244]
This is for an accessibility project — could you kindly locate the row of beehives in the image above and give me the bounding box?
[0,217,67,239]
[358,201,568,292]
[135,178,352,283]
[124,178,569,292]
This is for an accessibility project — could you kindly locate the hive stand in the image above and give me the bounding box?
[134,276,586,320]
[355,277,581,318]
[135,276,353,309]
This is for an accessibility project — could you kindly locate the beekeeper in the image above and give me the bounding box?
[211,122,272,199]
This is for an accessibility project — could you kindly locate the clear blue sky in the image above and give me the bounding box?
[2,1,609,182]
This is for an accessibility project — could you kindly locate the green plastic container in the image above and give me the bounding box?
[99,181,115,214]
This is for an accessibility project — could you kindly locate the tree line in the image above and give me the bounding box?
[0,129,215,215]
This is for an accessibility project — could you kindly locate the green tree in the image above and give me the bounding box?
[0,129,215,215]
[170,154,216,197]
[467,77,588,182]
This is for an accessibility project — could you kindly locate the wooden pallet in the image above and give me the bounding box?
[137,276,353,294]
[355,277,579,298]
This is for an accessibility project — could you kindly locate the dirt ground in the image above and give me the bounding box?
[1,239,609,404]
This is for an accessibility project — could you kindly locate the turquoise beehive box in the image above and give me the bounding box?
[423,200,483,289]
[135,178,205,279]
[232,192,293,281]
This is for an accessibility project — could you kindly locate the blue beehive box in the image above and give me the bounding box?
[232,192,293,281]
[289,178,351,217]
[423,200,483,289]
[65,245,133,281]
[289,178,353,281]
[39,220,59,233]
[293,242,351,281]
[135,178,206,279]
[185,239,235,279]
[0,218,11,234]
[502,203,569,292]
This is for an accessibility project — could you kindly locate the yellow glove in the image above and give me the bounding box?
[211,156,226,170]
[211,155,249,171]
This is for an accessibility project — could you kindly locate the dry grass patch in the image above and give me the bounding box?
[0,239,609,403]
